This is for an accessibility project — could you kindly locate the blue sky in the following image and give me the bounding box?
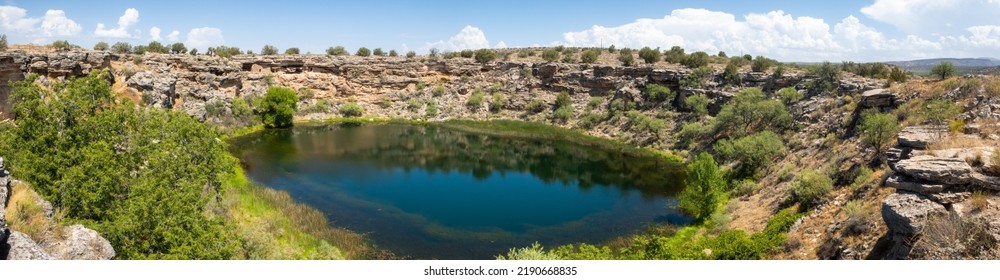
[3,0,1000,62]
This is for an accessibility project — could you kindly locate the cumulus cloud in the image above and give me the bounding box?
[962,25,1000,48]
[167,30,180,41]
[40,10,81,36]
[184,27,224,49]
[861,0,1000,35]
[95,8,139,38]
[424,25,490,52]
[0,6,40,32]
[150,26,161,41]
[494,41,507,49]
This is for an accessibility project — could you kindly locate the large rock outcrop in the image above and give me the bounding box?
[1,231,55,260]
[45,225,116,260]
[882,191,948,236]
[895,155,975,185]
[896,125,948,149]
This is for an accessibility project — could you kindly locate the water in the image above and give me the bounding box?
[229,123,690,259]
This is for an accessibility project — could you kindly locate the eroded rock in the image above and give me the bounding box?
[45,225,115,260]
[895,155,974,185]
[2,231,55,260]
[885,174,945,193]
[882,191,947,236]
[897,126,948,149]
[860,88,896,108]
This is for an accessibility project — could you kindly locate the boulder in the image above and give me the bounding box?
[882,191,947,236]
[2,231,55,260]
[884,174,945,194]
[45,225,115,260]
[860,88,896,108]
[895,155,974,185]
[897,126,947,149]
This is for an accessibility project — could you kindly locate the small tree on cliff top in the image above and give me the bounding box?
[257,87,298,128]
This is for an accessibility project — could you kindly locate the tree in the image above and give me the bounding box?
[664,46,685,63]
[722,62,742,85]
[261,45,278,55]
[618,48,635,66]
[682,51,710,68]
[680,152,725,221]
[284,47,300,55]
[791,170,833,208]
[930,61,957,80]
[460,49,474,58]
[751,56,773,72]
[93,41,109,51]
[858,112,900,158]
[713,88,793,138]
[257,87,299,128]
[580,49,600,64]
[406,51,416,58]
[146,41,168,53]
[356,47,371,57]
[717,51,727,58]
[474,48,497,63]
[51,40,73,50]
[775,87,803,105]
[642,84,674,105]
[189,48,198,55]
[684,94,709,115]
[388,50,398,57]
[922,99,961,125]
[0,34,6,51]
[108,41,127,54]
[326,46,347,56]
[638,47,661,64]
[714,131,787,178]
[373,48,385,56]
[169,42,187,54]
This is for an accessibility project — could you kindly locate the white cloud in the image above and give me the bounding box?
[167,30,180,41]
[495,41,507,49]
[0,5,39,32]
[95,8,139,38]
[40,10,80,37]
[184,27,224,49]
[962,25,1000,48]
[424,25,490,52]
[150,26,161,41]
[861,0,1000,35]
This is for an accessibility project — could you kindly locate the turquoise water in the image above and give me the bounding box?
[230,123,689,259]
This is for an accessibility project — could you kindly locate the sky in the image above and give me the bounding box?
[2,0,1000,62]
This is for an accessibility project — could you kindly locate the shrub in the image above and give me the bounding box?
[682,52,710,68]
[911,213,996,259]
[0,34,6,51]
[474,48,497,63]
[51,40,73,50]
[850,166,874,191]
[467,89,485,110]
[553,106,574,122]
[355,47,371,57]
[722,62,742,85]
[618,48,635,66]
[432,85,446,97]
[807,62,841,93]
[261,45,278,55]
[339,102,364,117]
[751,56,773,72]
[577,112,605,129]
[776,87,803,105]
[717,51,727,58]
[489,92,507,112]
[257,87,299,128]
[677,122,709,147]
[189,48,198,55]
[326,46,348,56]
[680,152,725,220]
[388,50,398,57]
[232,97,253,118]
[713,88,792,138]
[922,99,961,125]
[858,112,900,157]
[212,46,242,58]
[527,99,546,114]
[791,170,833,208]
[638,47,661,64]
[497,242,562,260]
[111,42,131,54]
[373,48,385,56]
[460,49,474,58]
[555,91,572,109]
[930,61,957,80]
[93,41,109,51]
[407,98,423,112]
[664,46,685,63]
[682,66,713,88]
[607,45,616,53]
[284,47,300,55]
[580,49,600,64]
[714,131,787,178]
[991,148,1000,175]
[643,84,674,104]
[732,179,759,197]
[542,49,560,62]
[684,94,709,115]
[406,51,416,58]
[169,43,187,54]
[626,110,666,135]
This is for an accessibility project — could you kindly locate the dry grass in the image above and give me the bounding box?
[912,213,997,259]
[970,191,989,212]
[985,78,1000,97]
[927,134,991,150]
[4,181,60,243]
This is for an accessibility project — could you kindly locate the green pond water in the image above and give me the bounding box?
[229,123,690,259]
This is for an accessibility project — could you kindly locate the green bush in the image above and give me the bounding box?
[618,48,635,66]
[425,100,439,117]
[169,43,187,54]
[930,62,956,80]
[261,45,278,55]
[681,66,714,88]
[922,99,961,125]
[664,46,685,63]
[642,84,674,104]
[460,49,474,58]
[682,52,710,68]
[467,89,485,110]
[489,92,507,112]
[626,110,666,135]
[111,42,131,54]
[284,47,300,55]
[432,85,446,97]
[51,40,73,50]
[232,97,253,117]
[356,47,371,57]
[791,170,833,208]
[680,153,725,220]
[732,179,760,197]
[684,94,709,115]
[542,49,560,62]
[751,56,774,72]
[339,102,364,117]
[776,87,803,105]
[497,242,562,260]
[389,50,398,57]
[807,62,841,93]
[555,91,572,109]
[638,47,661,64]
[93,41,109,51]
[257,87,299,128]
[714,131,787,178]
[0,34,6,51]
[607,45,616,53]
[326,46,348,56]
[527,99,546,114]
[373,48,385,56]
[713,88,792,138]
[474,48,497,63]
[553,106,574,122]
[580,49,600,64]
[406,51,416,58]
[577,112,605,129]
[722,62,742,85]
[858,112,900,156]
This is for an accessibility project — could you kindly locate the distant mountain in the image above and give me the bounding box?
[885,58,1000,74]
